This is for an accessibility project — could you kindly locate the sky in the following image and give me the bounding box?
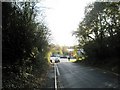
[37,0,96,46]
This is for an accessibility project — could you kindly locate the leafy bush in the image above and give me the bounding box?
[2,2,50,88]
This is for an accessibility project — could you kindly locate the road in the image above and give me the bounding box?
[0,65,1,89]
[56,61,120,88]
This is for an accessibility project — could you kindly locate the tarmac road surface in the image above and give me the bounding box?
[56,62,120,89]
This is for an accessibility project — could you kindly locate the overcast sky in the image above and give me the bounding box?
[37,0,96,46]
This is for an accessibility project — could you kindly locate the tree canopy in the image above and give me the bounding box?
[73,2,120,72]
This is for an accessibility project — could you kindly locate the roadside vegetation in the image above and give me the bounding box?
[2,2,51,88]
[73,2,120,74]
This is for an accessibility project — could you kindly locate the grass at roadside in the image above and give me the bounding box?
[69,59,77,62]
[74,58,119,75]
[42,63,55,88]
[70,57,85,62]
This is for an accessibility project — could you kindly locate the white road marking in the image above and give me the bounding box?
[56,65,60,76]
[55,63,64,89]
[54,63,57,90]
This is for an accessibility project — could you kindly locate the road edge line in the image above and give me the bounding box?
[56,64,64,89]
[54,63,57,90]
[56,65,60,76]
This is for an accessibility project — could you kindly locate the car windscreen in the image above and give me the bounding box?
[70,57,76,59]
[60,56,67,58]
[50,55,56,57]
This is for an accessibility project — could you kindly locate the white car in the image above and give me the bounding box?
[50,55,60,63]
[59,56,69,62]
